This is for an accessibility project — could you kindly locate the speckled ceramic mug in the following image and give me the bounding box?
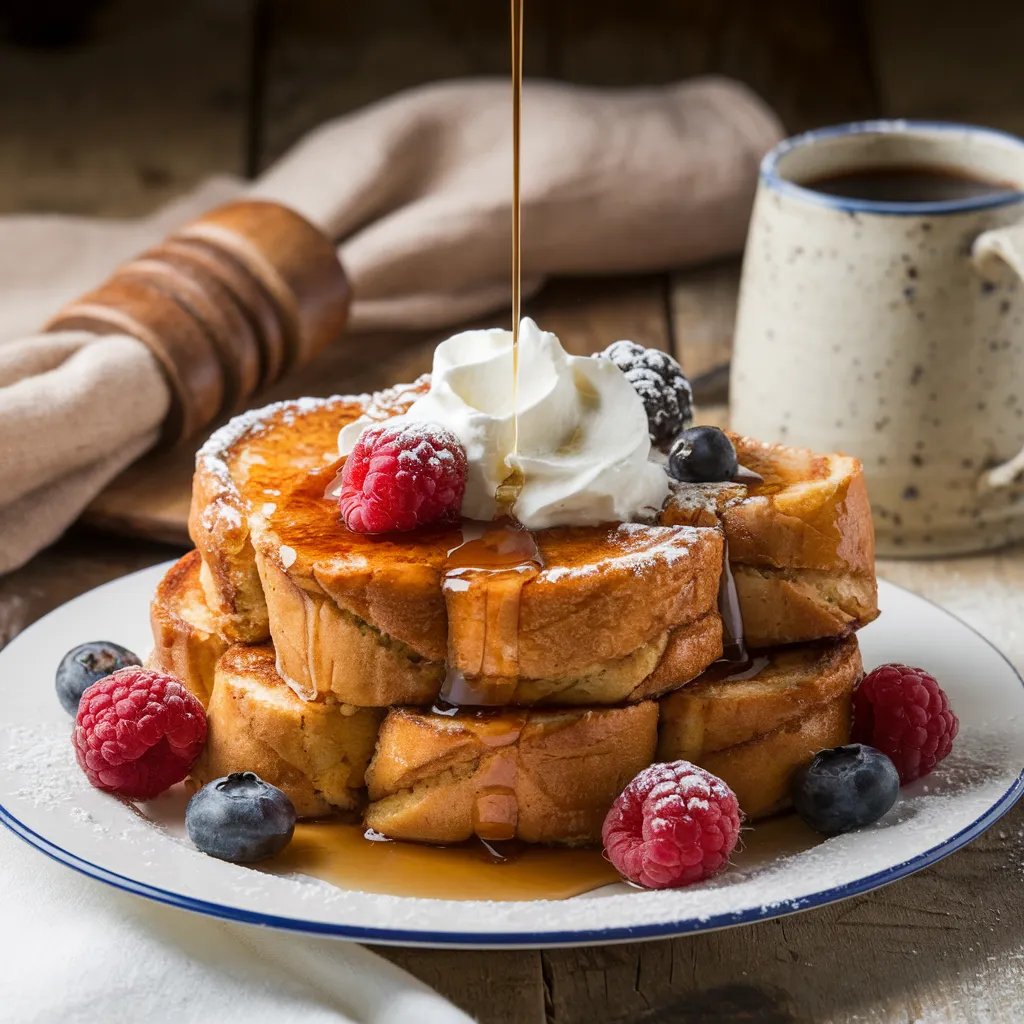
[731,121,1024,556]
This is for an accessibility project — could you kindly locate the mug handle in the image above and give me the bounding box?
[971,223,1024,495]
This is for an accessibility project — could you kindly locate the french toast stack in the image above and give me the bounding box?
[149,380,878,845]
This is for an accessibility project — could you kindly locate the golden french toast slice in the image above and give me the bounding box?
[191,387,725,707]
[657,636,862,818]
[191,645,384,819]
[662,434,878,647]
[364,703,658,846]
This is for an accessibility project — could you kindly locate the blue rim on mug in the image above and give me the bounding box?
[761,119,1024,216]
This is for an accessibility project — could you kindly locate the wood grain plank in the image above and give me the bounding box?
[259,0,553,168]
[551,0,879,132]
[259,0,881,175]
[868,0,1024,134]
[373,947,545,1024]
[528,275,672,356]
[0,0,252,216]
[0,530,184,649]
[669,259,741,387]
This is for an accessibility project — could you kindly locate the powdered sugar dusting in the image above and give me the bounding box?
[541,524,700,583]
[196,395,363,500]
[666,479,748,517]
[198,396,341,469]
[5,722,79,810]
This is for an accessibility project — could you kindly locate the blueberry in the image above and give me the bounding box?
[55,641,141,716]
[791,744,900,835]
[597,340,693,448]
[186,772,296,863]
[667,426,739,483]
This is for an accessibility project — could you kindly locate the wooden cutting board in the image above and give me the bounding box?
[84,271,737,544]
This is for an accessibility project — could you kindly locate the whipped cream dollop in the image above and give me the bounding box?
[338,318,669,529]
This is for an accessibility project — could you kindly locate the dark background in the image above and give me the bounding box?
[1,0,1021,217]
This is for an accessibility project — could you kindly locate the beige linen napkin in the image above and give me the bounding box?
[0,76,781,574]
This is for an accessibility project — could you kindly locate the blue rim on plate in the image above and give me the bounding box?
[761,119,1024,217]
[2,580,1022,949]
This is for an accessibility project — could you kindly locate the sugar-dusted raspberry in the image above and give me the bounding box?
[602,760,741,889]
[339,421,467,534]
[73,667,207,801]
[852,663,959,784]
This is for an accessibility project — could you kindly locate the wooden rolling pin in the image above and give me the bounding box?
[46,200,350,448]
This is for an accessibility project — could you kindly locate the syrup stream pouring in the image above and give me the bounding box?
[439,0,533,711]
[510,0,523,461]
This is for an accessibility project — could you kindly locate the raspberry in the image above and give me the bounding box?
[602,760,741,889]
[597,340,693,448]
[72,667,207,800]
[852,664,959,784]
[339,422,467,534]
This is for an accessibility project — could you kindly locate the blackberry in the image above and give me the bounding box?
[597,341,693,448]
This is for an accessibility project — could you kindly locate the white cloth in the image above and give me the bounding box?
[0,827,472,1023]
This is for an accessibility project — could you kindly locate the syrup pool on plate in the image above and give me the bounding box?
[261,821,621,901]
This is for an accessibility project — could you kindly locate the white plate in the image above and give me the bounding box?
[1,564,1022,949]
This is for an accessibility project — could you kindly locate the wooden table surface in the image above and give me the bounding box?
[4,2,1024,1021]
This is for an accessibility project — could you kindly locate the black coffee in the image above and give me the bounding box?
[803,164,1019,203]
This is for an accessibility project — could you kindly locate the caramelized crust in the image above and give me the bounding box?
[365,703,658,846]
[693,698,853,819]
[662,433,879,646]
[192,645,383,819]
[657,636,862,818]
[188,378,878,712]
[732,565,878,649]
[152,550,722,709]
[627,612,724,701]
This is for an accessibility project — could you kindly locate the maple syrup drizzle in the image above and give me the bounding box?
[717,537,750,666]
[440,521,543,706]
[263,820,619,902]
[438,8,535,706]
[467,709,528,841]
[510,0,524,463]
[698,653,771,684]
[733,464,765,487]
